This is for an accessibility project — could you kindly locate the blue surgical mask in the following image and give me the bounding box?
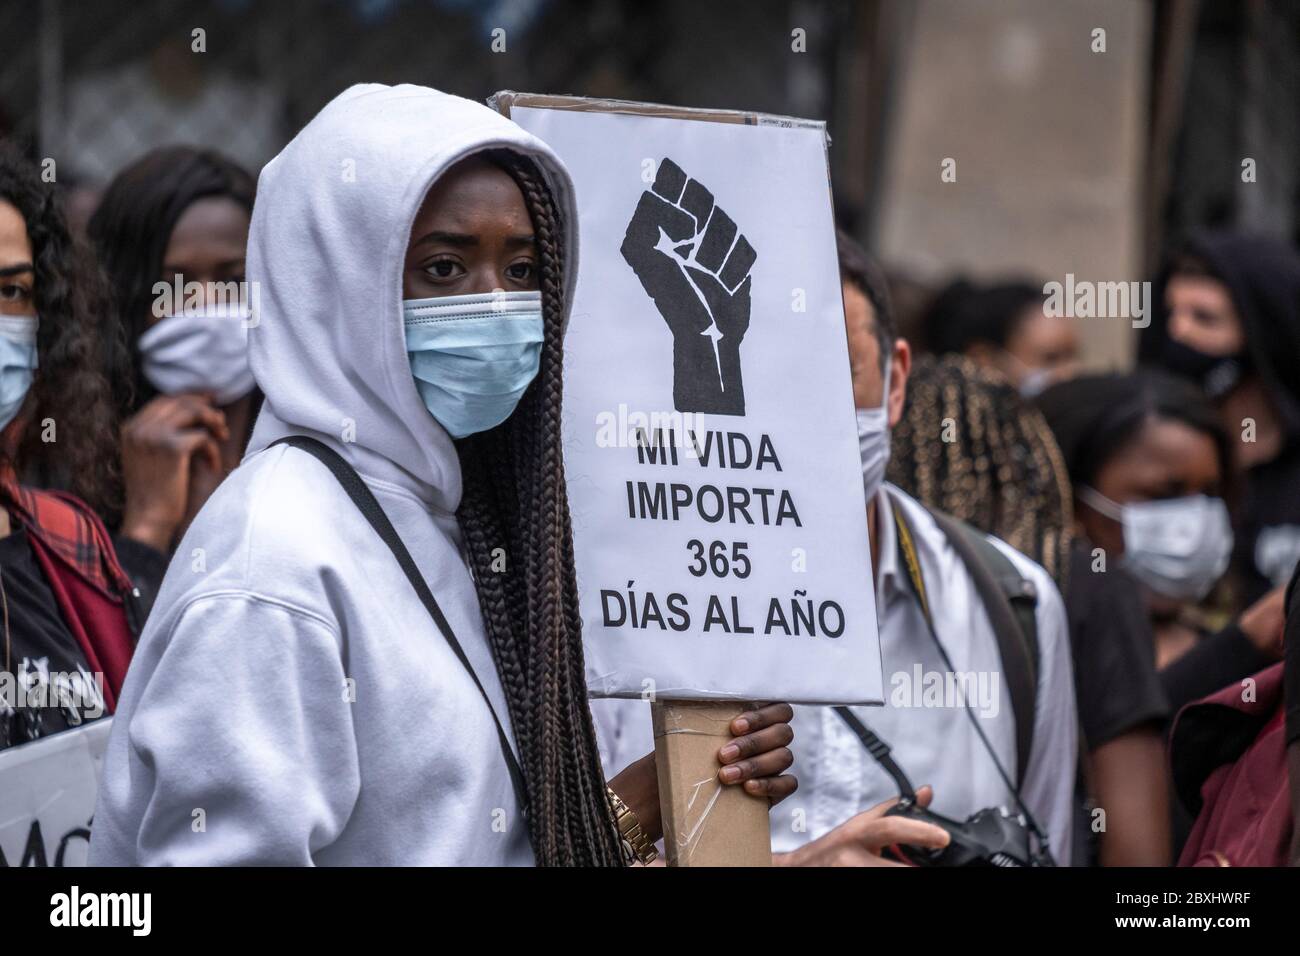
[402,291,544,439]
[0,314,39,432]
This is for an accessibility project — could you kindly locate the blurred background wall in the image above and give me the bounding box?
[0,0,1296,367]
[873,0,1150,369]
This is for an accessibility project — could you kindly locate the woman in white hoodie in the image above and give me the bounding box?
[88,85,803,866]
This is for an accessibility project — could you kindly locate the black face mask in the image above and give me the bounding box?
[1160,336,1249,400]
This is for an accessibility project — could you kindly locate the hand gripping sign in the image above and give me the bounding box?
[494,94,882,865]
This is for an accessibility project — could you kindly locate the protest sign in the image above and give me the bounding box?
[0,718,112,867]
[495,93,883,707]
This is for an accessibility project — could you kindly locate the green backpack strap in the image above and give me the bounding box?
[924,508,1040,790]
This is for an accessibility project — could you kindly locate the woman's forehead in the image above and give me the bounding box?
[412,157,531,234]
[0,200,32,266]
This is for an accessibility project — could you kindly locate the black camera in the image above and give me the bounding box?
[833,707,1057,867]
[882,796,1055,867]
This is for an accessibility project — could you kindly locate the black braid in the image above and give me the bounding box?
[455,152,624,866]
[887,354,1073,592]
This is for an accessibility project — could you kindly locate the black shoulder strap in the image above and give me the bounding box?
[924,507,1039,790]
[832,706,917,801]
[943,517,1040,678]
[271,435,529,816]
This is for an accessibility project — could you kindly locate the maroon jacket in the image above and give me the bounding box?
[1172,662,1292,866]
[2,472,139,712]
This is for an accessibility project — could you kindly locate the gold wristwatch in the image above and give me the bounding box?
[607,787,658,865]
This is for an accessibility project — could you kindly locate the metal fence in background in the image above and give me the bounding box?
[0,0,858,186]
[1,0,1296,260]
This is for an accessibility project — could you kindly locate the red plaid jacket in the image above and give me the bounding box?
[1,469,138,712]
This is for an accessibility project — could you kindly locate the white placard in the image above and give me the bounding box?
[0,718,111,867]
[514,105,882,705]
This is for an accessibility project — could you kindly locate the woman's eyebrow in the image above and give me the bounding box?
[504,234,537,249]
[413,230,478,247]
[0,263,34,278]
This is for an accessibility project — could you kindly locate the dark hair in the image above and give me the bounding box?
[87,146,256,415]
[1167,252,1217,282]
[0,140,124,515]
[1141,232,1300,443]
[923,279,1045,356]
[454,151,623,866]
[887,354,1073,589]
[837,228,895,370]
[1036,370,1232,492]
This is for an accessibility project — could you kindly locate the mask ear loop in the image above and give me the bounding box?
[1076,485,1124,522]
[859,354,893,415]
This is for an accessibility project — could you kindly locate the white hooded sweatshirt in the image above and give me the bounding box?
[90,85,581,866]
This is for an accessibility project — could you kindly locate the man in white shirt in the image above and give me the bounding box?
[592,233,1077,865]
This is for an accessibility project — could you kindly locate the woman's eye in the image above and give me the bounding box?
[0,283,30,302]
[424,259,464,281]
[506,262,534,282]
[1191,307,1224,329]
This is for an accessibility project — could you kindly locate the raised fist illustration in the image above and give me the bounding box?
[621,158,757,416]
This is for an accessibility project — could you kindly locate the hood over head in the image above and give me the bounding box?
[1140,231,1300,443]
[244,84,579,512]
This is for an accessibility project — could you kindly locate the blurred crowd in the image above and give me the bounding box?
[881,229,1300,865]
[1,82,1298,865]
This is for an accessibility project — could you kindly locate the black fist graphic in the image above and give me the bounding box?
[621,158,757,416]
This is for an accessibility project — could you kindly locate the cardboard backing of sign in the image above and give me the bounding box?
[490,91,832,194]
[490,91,825,130]
[651,699,772,866]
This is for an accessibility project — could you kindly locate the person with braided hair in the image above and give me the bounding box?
[890,357,1177,865]
[921,278,1080,398]
[89,85,804,867]
[885,353,1072,592]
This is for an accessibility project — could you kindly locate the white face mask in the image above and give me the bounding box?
[999,348,1057,399]
[1017,366,1055,399]
[138,303,255,405]
[1078,486,1233,602]
[855,359,892,503]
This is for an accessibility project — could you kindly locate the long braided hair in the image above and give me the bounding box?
[887,353,1073,591]
[454,150,624,867]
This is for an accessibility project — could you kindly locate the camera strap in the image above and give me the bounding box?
[835,494,1055,862]
[918,508,1039,790]
[832,706,918,801]
[270,435,530,819]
